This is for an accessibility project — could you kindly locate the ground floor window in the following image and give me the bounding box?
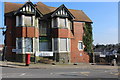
[24,38,33,52]
[78,41,83,50]
[60,38,67,51]
[53,38,70,52]
[16,38,22,49]
[39,37,52,51]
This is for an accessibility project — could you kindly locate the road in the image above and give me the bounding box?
[1,67,119,78]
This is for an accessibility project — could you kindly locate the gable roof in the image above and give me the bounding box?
[4,2,92,22]
[51,4,75,19]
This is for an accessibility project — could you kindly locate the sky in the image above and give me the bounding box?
[0,1,118,45]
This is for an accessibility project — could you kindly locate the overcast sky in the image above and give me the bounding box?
[0,1,118,45]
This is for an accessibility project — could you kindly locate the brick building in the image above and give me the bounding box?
[4,1,93,63]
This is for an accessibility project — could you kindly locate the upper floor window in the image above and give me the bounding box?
[59,18,66,28]
[24,16,33,27]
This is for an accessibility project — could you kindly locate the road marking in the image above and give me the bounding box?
[20,73,26,76]
[80,72,90,76]
[50,73,53,75]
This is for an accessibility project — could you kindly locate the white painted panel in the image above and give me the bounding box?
[22,15,25,26]
[16,16,19,26]
[26,5,28,11]
[60,10,62,15]
[29,5,31,12]
[63,9,65,15]
[58,11,60,15]
[23,7,25,11]
[32,16,35,26]
[20,9,22,12]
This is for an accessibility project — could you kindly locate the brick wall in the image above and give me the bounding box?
[16,27,39,37]
[51,28,73,38]
[71,22,89,63]
[5,16,16,60]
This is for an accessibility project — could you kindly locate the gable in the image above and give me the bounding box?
[14,2,43,17]
[19,2,35,13]
[51,4,75,19]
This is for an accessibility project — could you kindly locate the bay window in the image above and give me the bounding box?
[53,38,70,52]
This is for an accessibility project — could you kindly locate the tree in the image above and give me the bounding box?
[83,22,93,53]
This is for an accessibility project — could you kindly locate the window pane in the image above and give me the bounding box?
[17,38,22,49]
[54,38,58,51]
[39,37,52,51]
[18,16,22,26]
[59,18,66,27]
[78,42,83,50]
[24,16,32,26]
[25,38,33,52]
[60,38,67,51]
[53,18,57,27]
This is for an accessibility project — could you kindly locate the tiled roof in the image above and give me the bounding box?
[4,2,92,22]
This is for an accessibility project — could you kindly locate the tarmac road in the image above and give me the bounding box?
[1,66,119,78]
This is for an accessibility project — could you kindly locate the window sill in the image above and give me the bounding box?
[78,49,84,51]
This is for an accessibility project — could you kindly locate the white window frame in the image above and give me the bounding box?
[59,38,70,53]
[24,38,33,53]
[78,41,84,51]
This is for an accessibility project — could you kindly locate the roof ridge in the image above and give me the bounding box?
[48,6,82,11]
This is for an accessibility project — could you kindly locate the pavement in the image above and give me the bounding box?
[0,61,119,69]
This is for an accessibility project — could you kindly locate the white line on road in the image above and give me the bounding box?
[19,73,26,76]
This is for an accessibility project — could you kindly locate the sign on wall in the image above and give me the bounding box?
[36,51,53,57]
[12,49,22,53]
[100,54,106,57]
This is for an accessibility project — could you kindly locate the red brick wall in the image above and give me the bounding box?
[16,27,39,37]
[51,28,73,38]
[71,22,89,63]
[5,16,16,60]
